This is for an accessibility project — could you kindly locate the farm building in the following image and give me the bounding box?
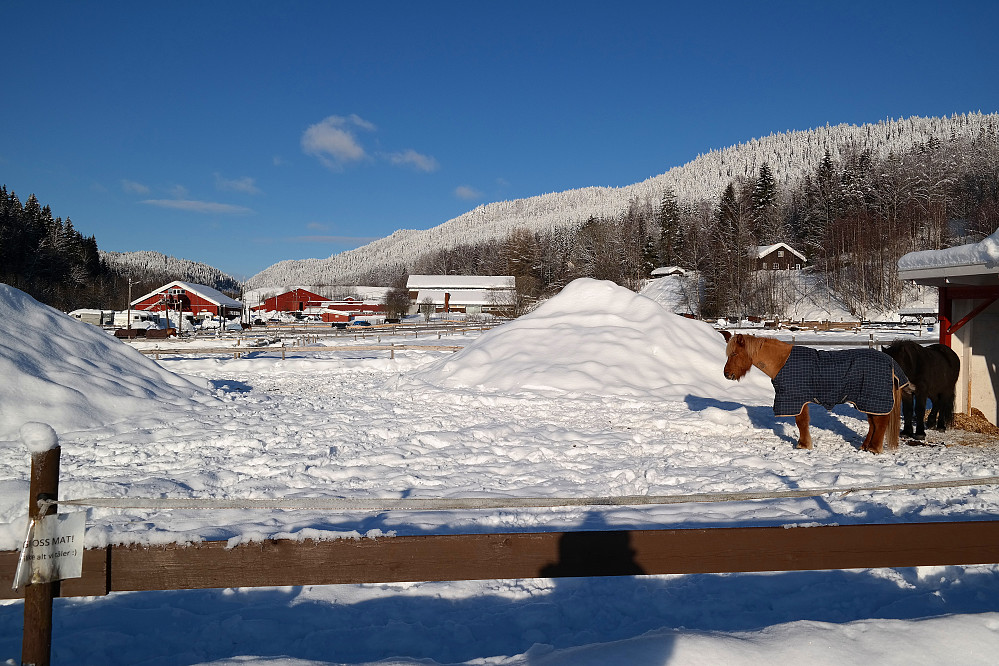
[898,228,999,425]
[255,288,328,313]
[755,243,806,270]
[406,275,516,314]
[131,281,243,319]
[650,266,686,277]
[251,288,386,323]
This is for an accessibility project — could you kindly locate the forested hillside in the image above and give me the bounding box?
[0,186,242,311]
[247,113,999,319]
[0,186,115,310]
[100,251,242,297]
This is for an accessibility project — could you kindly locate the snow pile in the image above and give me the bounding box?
[0,284,215,440]
[410,278,773,404]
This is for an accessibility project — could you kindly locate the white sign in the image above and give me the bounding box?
[13,511,86,589]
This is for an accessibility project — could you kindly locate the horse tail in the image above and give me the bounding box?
[887,383,902,451]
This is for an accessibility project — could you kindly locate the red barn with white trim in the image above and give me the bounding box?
[131,281,243,318]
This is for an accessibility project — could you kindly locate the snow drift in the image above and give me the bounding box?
[0,284,215,440]
[409,278,774,404]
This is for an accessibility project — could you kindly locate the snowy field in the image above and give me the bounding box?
[2,279,999,665]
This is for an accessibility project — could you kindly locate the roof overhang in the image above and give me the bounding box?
[898,264,999,288]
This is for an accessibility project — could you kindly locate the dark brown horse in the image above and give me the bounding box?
[882,339,960,440]
[722,332,906,453]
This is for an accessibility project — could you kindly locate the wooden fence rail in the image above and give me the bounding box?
[5,520,999,600]
[7,441,999,664]
[139,344,463,360]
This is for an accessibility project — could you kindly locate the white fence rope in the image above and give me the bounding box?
[40,476,999,513]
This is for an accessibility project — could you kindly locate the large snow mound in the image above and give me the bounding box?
[0,284,216,441]
[410,278,774,403]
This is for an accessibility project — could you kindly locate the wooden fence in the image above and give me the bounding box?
[139,344,463,360]
[6,445,999,664]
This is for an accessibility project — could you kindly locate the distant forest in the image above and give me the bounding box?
[402,130,999,318]
[0,186,240,311]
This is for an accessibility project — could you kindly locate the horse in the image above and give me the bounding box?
[721,332,909,453]
[881,339,960,440]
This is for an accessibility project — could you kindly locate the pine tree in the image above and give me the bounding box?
[656,188,683,267]
[751,162,784,244]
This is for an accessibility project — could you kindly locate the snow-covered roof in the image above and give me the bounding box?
[651,266,686,276]
[898,229,999,287]
[755,243,806,261]
[415,290,512,306]
[132,280,243,308]
[407,275,515,290]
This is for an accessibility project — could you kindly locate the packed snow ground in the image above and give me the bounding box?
[2,279,999,665]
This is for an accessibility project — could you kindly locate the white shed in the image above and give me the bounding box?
[898,229,999,425]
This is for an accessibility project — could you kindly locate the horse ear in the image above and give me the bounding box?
[719,330,732,342]
[734,333,745,346]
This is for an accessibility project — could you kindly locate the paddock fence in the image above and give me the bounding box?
[6,444,999,664]
[138,343,463,360]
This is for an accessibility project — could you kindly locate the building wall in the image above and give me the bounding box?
[135,290,228,316]
[757,249,803,270]
[951,299,999,426]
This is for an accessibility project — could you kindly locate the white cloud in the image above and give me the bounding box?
[301,115,375,170]
[454,185,483,200]
[121,179,150,195]
[306,222,330,231]
[215,173,261,195]
[141,199,253,215]
[385,149,440,173]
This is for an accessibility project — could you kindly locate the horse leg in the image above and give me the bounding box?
[862,414,885,453]
[927,395,943,431]
[795,404,812,449]
[861,415,876,452]
[901,391,915,438]
[913,390,928,440]
[863,386,901,454]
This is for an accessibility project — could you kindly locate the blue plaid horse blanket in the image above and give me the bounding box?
[772,346,909,417]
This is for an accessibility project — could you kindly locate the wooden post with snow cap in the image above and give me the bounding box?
[20,422,60,666]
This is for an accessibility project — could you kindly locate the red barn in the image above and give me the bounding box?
[131,281,243,318]
[256,288,328,313]
[252,289,386,322]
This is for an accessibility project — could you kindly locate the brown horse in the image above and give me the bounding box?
[722,332,906,453]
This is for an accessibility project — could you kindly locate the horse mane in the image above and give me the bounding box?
[884,339,921,376]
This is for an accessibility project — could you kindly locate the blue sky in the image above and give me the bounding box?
[3,1,997,279]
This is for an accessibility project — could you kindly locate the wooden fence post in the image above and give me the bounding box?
[22,436,61,666]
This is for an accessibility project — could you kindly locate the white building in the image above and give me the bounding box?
[898,229,999,425]
[406,275,516,315]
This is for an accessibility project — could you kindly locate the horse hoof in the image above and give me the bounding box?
[912,433,926,441]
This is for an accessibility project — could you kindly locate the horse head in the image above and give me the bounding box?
[723,333,754,381]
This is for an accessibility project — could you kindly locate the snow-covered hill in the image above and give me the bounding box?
[246,112,999,288]
[101,250,242,294]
